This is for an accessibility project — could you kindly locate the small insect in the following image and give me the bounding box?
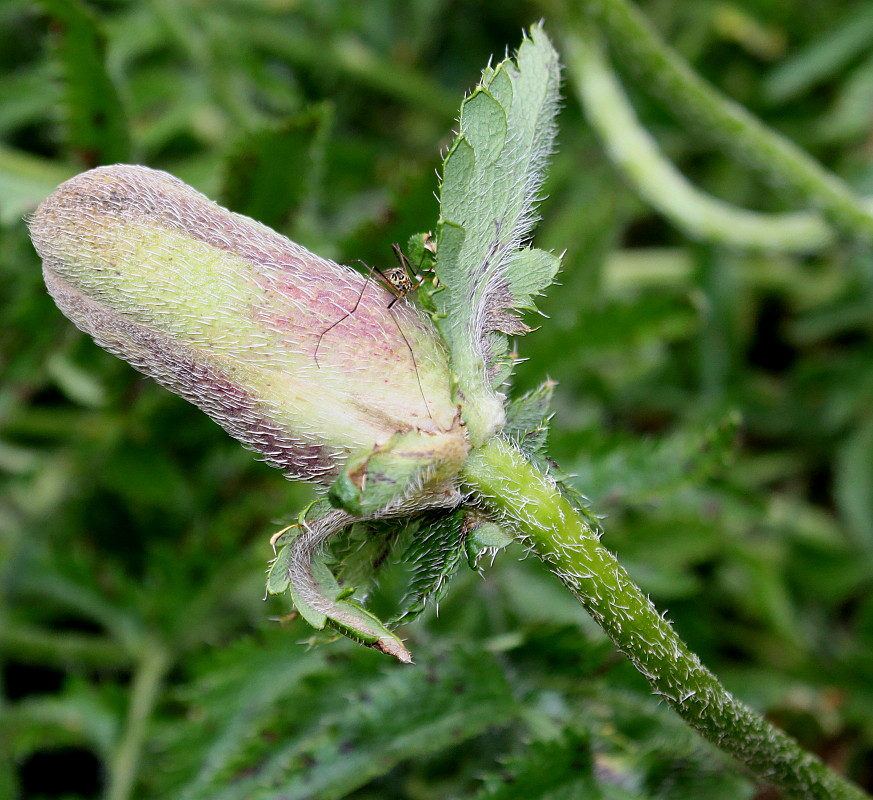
[381,243,427,305]
[313,241,438,420]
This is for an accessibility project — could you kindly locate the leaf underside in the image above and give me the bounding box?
[434,23,562,442]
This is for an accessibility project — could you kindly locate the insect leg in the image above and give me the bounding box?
[313,260,372,369]
[387,305,434,423]
[315,253,435,423]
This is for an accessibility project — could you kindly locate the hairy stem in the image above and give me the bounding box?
[461,437,869,800]
[105,642,171,800]
[564,23,873,253]
[575,0,873,243]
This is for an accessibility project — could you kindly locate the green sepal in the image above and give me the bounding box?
[266,544,294,595]
[265,504,416,661]
[326,598,408,652]
[287,549,342,630]
[393,509,468,624]
[465,521,514,569]
[328,429,463,516]
[503,381,555,460]
[393,509,515,623]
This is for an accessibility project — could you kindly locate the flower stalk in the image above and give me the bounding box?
[462,436,870,800]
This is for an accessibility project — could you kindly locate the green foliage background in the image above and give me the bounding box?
[2,0,873,798]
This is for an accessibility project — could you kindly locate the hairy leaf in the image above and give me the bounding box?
[392,508,468,623]
[503,380,555,459]
[434,24,561,444]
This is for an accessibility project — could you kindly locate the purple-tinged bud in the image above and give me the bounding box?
[29,166,468,497]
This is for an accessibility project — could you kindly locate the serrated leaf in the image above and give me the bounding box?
[2,687,118,761]
[434,24,561,444]
[569,411,741,507]
[221,104,332,231]
[503,381,555,458]
[37,0,130,164]
[393,509,468,623]
[474,729,601,800]
[169,641,330,800]
[173,643,517,800]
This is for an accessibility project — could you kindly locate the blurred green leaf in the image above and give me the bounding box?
[763,4,873,103]
[835,417,873,558]
[165,638,516,800]
[36,0,130,164]
[473,729,601,799]
[0,146,75,225]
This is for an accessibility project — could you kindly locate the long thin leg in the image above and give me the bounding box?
[388,307,433,422]
[313,260,372,368]
[314,255,434,423]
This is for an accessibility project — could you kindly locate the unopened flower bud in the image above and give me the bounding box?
[30,165,468,507]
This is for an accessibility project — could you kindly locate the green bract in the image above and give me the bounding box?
[434,24,562,445]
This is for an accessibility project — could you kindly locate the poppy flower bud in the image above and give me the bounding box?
[29,165,468,511]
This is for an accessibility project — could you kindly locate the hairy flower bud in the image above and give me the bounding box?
[30,165,468,506]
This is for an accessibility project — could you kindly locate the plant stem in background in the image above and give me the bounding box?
[574,0,873,244]
[563,22,873,253]
[105,642,172,800]
[461,437,871,800]
[0,624,130,670]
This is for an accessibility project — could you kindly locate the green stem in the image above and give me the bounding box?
[461,437,870,800]
[563,23,873,253]
[0,624,130,669]
[576,0,873,243]
[105,641,172,800]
